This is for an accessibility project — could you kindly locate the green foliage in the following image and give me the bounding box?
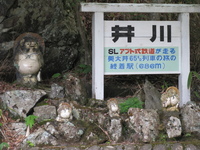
[0,123,2,127]
[161,81,169,91]
[158,133,168,142]
[184,133,192,137]
[188,71,200,98]
[52,73,61,79]
[187,71,200,88]
[27,141,35,147]
[76,64,92,74]
[0,109,2,117]
[25,115,38,129]
[0,142,9,150]
[119,97,143,113]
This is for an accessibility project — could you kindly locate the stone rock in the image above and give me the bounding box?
[59,121,84,142]
[139,144,152,150]
[21,128,58,148]
[166,116,182,138]
[124,145,137,150]
[33,105,57,122]
[63,147,81,150]
[181,101,200,135]
[115,145,124,150]
[44,121,84,143]
[71,101,107,124]
[10,122,26,136]
[81,122,108,145]
[85,145,101,150]
[102,146,116,150]
[185,144,198,150]
[171,143,183,150]
[107,118,122,142]
[49,83,65,99]
[1,90,46,118]
[143,79,162,110]
[128,108,160,142]
[153,144,166,150]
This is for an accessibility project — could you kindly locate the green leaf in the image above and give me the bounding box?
[25,115,38,128]
[193,71,200,80]
[194,91,200,98]
[187,71,193,89]
[119,97,143,113]
[0,123,2,127]
[27,141,35,147]
[0,142,9,150]
[0,109,2,117]
[52,73,61,79]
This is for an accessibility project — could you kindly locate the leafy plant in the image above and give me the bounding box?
[76,64,92,74]
[119,97,143,113]
[26,141,35,147]
[158,133,168,142]
[161,81,169,91]
[187,71,200,88]
[188,71,200,98]
[184,133,192,137]
[0,142,9,150]
[25,115,38,129]
[52,73,61,79]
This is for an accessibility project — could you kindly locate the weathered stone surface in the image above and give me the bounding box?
[181,101,200,135]
[185,144,198,150]
[58,122,84,142]
[124,145,137,150]
[128,108,160,142]
[107,118,122,142]
[63,147,81,150]
[139,144,152,150]
[21,128,58,148]
[10,122,26,136]
[33,105,57,122]
[81,122,108,145]
[44,121,84,143]
[166,116,182,138]
[115,145,123,150]
[49,83,65,99]
[171,143,183,150]
[85,145,101,150]
[102,146,116,150]
[143,79,162,110]
[153,144,166,150]
[1,90,46,118]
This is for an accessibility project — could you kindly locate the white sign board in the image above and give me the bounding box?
[104,21,181,75]
[80,3,200,105]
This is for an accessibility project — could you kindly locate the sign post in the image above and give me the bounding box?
[80,3,200,106]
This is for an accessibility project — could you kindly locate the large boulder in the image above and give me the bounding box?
[21,128,58,148]
[1,90,46,118]
[143,80,162,110]
[181,101,200,135]
[127,108,160,142]
[33,105,57,122]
